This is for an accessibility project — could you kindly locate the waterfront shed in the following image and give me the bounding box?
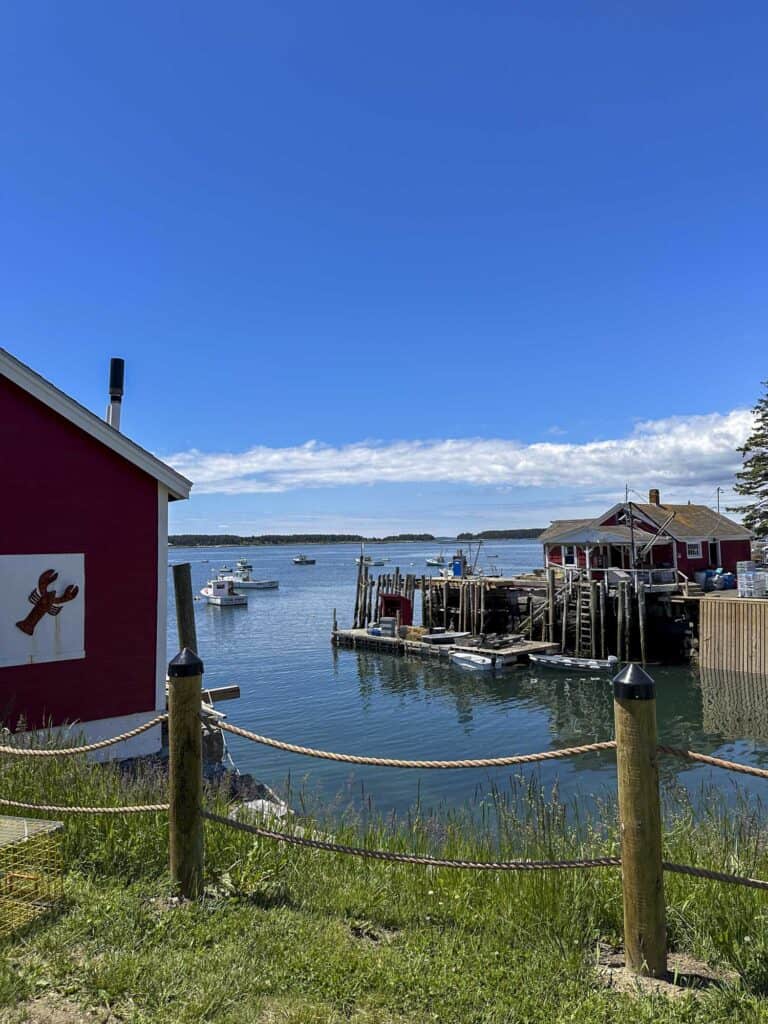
[542,490,752,580]
[0,349,192,756]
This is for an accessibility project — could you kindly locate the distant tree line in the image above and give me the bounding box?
[456,529,544,540]
[169,533,436,547]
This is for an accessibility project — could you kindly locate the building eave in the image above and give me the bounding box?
[1,348,192,501]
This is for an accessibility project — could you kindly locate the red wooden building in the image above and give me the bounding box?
[0,349,191,756]
[540,489,752,583]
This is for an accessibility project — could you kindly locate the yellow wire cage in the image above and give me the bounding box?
[0,815,63,939]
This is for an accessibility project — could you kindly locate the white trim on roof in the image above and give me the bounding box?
[1,348,191,501]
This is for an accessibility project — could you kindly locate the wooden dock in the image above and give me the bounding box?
[332,628,559,665]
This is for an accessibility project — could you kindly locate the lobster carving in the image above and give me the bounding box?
[15,569,80,637]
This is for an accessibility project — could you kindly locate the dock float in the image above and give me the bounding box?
[332,628,559,666]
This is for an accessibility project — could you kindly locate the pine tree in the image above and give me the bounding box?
[731,381,768,536]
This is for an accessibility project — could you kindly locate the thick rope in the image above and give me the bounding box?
[658,746,768,780]
[0,714,168,757]
[663,861,768,891]
[0,796,168,814]
[217,721,617,769]
[202,811,619,870]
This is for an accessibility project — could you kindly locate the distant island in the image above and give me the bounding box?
[456,529,544,540]
[169,529,544,547]
[169,533,437,547]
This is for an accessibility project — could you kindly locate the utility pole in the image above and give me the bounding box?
[716,487,723,515]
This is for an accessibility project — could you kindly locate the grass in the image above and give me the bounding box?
[2,752,768,1022]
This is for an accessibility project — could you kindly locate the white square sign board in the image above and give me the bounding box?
[0,554,85,668]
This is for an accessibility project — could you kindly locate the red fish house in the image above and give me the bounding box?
[0,349,192,756]
[540,489,752,584]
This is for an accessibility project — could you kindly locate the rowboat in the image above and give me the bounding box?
[450,651,494,671]
[527,654,619,674]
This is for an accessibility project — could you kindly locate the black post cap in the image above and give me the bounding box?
[613,662,655,700]
[168,647,204,678]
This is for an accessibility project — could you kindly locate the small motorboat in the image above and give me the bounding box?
[200,579,247,606]
[356,556,386,566]
[293,553,316,565]
[450,651,495,671]
[527,654,620,674]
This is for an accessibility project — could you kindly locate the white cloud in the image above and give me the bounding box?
[164,408,753,498]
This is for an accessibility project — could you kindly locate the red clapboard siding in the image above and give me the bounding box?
[0,375,158,730]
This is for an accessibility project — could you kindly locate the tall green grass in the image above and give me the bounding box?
[3,750,768,1020]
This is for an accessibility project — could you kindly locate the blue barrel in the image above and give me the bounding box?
[452,558,463,577]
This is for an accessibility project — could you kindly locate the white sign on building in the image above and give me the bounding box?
[0,554,85,668]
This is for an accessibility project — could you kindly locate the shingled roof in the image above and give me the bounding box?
[541,502,751,545]
[629,503,752,540]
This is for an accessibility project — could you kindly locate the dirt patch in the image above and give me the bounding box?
[597,944,740,999]
[1,995,116,1024]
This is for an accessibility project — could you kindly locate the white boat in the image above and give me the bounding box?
[426,552,446,567]
[236,557,253,571]
[450,651,495,671]
[293,553,316,565]
[528,654,619,674]
[200,579,248,606]
[356,556,386,566]
[217,568,278,590]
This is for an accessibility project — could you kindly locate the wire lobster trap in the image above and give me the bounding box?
[0,815,63,938]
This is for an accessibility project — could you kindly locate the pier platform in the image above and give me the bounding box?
[332,628,559,665]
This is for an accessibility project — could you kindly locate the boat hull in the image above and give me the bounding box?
[450,652,494,671]
[528,654,619,673]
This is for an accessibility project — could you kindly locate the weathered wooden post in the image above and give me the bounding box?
[599,580,607,659]
[616,582,626,661]
[561,585,569,653]
[547,568,556,643]
[172,563,198,654]
[589,580,599,658]
[638,581,648,665]
[613,663,667,977]
[168,648,204,899]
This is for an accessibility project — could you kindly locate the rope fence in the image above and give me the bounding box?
[0,796,169,815]
[0,713,168,757]
[5,646,768,981]
[217,720,617,768]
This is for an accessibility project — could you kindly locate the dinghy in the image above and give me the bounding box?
[527,654,619,674]
[450,651,495,671]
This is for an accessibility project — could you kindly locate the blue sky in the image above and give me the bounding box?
[2,3,765,534]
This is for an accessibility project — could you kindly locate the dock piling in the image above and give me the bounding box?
[168,648,204,900]
[613,664,667,977]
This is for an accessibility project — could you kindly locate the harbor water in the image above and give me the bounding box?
[167,539,768,817]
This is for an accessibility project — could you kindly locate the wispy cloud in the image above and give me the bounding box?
[164,408,752,498]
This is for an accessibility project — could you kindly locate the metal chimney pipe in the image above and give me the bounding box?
[106,357,125,430]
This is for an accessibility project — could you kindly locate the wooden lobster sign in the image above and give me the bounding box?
[16,569,80,637]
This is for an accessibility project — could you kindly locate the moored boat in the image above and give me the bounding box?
[356,555,386,566]
[200,579,248,606]
[527,654,619,673]
[293,553,316,565]
[426,551,446,567]
[217,568,278,590]
[450,651,495,671]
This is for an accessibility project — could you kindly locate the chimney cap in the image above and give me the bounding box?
[109,357,125,398]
